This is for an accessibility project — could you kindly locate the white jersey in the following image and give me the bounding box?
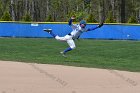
[70,24,87,39]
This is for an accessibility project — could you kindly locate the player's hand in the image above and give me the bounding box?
[71,16,76,20]
[98,23,103,28]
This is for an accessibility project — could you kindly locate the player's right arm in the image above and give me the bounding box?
[86,23,103,31]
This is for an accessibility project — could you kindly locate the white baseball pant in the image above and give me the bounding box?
[55,35,76,49]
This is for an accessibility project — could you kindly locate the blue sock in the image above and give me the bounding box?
[50,32,56,37]
[64,47,72,53]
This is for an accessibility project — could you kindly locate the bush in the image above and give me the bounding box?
[76,12,86,22]
[86,13,97,23]
[105,11,116,23]
[67,11,87,22]
[22,13,32,22]
[46,15,53,22]
[127,16,137,23]
[1,11,12,21]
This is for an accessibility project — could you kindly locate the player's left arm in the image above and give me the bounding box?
[86,23,103,31]
[68,16,75,26]
[68,16,78,29]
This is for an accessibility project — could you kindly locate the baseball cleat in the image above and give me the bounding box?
[43,29,52,33]
[60,51,67,57]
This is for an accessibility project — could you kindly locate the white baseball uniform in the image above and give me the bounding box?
[55,24,87,49]
[44,19,101,56]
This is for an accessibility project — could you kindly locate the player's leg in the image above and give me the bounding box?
[43,29,56,37]
[44,29,70,42]
[44,29,74,57]
[55,34,74,42]
[60,39,76,57]
[55,35,67,42]
[66,39,76,51]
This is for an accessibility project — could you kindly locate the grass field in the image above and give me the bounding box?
[0,38,140,72]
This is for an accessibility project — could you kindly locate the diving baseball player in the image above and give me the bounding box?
[43,16,103,57]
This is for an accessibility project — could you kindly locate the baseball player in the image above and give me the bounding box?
[43,16,103,57]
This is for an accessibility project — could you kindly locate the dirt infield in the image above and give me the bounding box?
[0,61,140,93]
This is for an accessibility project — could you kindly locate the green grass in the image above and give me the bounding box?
[0,38,140,72]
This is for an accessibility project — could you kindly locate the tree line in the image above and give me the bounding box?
[0,0,140,23]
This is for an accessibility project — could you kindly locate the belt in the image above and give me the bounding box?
[68,33,72,35]
[68,33,75,40]
[68,33,80,40]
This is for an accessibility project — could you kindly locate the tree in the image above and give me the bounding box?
[120,0,125,23]
[0,0,140,23]
[10,0,15,21]
[98,0,104,23]
[0,0,3,18]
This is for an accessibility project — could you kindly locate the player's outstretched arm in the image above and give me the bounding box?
[68,16,75,26]
[87,23,103,31]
